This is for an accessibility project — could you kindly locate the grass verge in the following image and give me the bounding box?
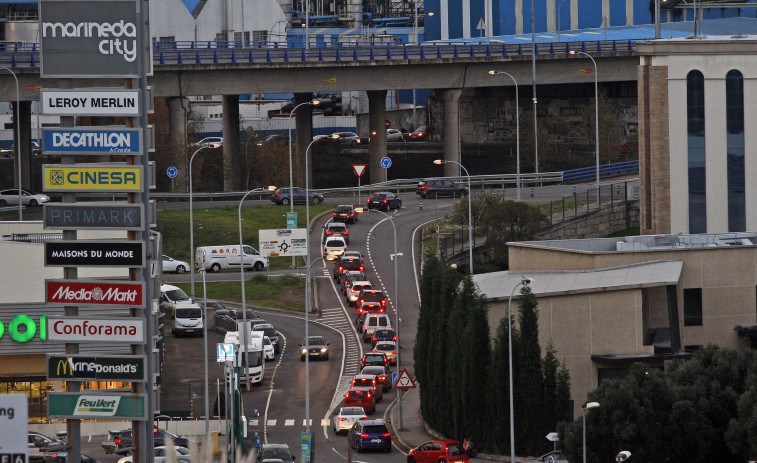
[174,274,305,312]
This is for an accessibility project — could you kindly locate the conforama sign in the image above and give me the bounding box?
[46,280,144,307]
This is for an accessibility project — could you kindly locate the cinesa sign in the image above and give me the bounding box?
[46,280,144,307]
[47,317,145,343]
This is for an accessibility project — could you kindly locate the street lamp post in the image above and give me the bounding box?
[189,143,221,299]
[288,99,319,266]
[582,401,600,463]
[507,277,533,463]
[1,67,21,221]
[433,159,473,273]
[570,50,600,203]
[199,267,210,437]
[488,70,520,201]
[365,208,402,428]
[556,0,569,42]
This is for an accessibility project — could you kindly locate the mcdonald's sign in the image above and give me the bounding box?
[46,354,146,381]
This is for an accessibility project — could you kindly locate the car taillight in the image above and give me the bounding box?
[359,265,364,272]
[379,376,386,381]
[349,212,355,216]
[381,300,386,306]
[366,391,372,397]
[358,308,364,314]
[333,212,337,216]
[361,433,369,438]
[393,336,397,341]
[392,351,397,354]
[339,417,345,421]
[372,379,376,384]
[359,299,364,304]
[275,192,280,196]
[343,230,349,234]
[421,185,429,189]
[379,308,385,313]
[345,392,351,398]
[383,433,391,438]
[343,247,347,251]
[49,456,58,459]
[383,199,387,203]
[339,266,344,272]
[372,336,377,341]
[115,438,122,445]
[326,230,333,235]
[366,199,370,203]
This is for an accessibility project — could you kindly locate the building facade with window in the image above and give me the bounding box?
[637,37,757,235]
[473,233,757,416]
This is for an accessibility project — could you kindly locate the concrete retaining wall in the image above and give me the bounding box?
[535,200,640,240]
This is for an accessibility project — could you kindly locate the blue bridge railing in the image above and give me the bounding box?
[562,160,639,184]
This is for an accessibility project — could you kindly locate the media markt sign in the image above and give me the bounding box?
[39,0,140,78]
[47,354,146,382]
[45,279,145,307]
[48,393,146,420]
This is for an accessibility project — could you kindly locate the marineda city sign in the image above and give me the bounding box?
[45,280,145,307]
[39,0,140,78]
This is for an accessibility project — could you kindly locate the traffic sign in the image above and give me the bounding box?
[0,394,27,463]
[385,119,390,129]
[546,432,559,442]
[380,157,392,169]
[259,228,308,257]
[166,166,178,178]
[352,164,367,178]
[286,212,298,229]
[394,368,416,389]
[217,343,235,363]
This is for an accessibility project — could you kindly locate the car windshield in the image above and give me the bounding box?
[165,288,190,301]
[343,407,365,415]
[354,378,372,386]
[307,337,325,346]
[362,367,384,375]
[375,344,393,352]
[241,351,263,367]
[447,443,465,455]
[261,449,292,459]
[366,354,384,360]
[326,239,345,247]
[176,308,201,318]
[362,292,384,301]
[376,330,394,337]
[363,425,388,433]
[335,206,352,212]
[415,126,427,131]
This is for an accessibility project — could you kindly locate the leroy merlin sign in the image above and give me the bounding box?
[48,393,146,420]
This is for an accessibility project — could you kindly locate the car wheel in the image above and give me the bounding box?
[282,198,290,205]
[408,457,416,463]
[324,354,329,360]
[0,199,5,206]
[351,140,358,145]
[254,262,264,271]
[397,200,402,209]
[175,265,186,274]
[29,199,38,207]
[301,355,305,361]
[211,263,221,273]
[432,191,438,199]
[311,196,322,205]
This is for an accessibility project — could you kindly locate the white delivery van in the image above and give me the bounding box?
[223,325,265,388]
[362,313,392,343]
[196,245,269,273]
[159,284,203,337]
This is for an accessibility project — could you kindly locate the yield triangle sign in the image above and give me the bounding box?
[394,368,416,389]
[352,164,367,178]
[476,18,486,30]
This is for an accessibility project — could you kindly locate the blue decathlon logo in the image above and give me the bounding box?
[44,128,141,155]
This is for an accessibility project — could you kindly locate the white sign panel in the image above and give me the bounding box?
[0,394,27,463]
[47,316,145,343]
[42,89,140,116]
[217,343,235,363]
[259,228,308,257]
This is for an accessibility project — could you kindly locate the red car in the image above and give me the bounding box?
[344,386,375,415]
[407,440,469,463]
[407,125,428,141]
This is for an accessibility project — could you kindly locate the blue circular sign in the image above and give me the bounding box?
[380,157,392,168]
[166,166,178,178]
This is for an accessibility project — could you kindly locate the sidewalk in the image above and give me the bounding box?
[387,386,516,462]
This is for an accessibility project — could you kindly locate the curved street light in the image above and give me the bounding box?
[507,277,533,463]
[189,142,221,299]
[433,159,473,273]
[569,50,600,204]
[582,401,600,463]
[488,70,521,201]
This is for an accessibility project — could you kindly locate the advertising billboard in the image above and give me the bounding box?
[0,394,27,463]
[42,164,143,192]
[46,316,145,343]
[45,280,144,307]
[47,354,146,381]
[41,89,141,117]
[43,203,144,230]
[45,240,145,267]
[39,0,140,78]
[43,127,142,155]
[48,393,146,420]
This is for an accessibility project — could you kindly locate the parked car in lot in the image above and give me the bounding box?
[45,453,100,463]
[161,255,189,274]
[323,222,350,244]
[406,440,469,463]
[332,406,368,434]
[270,187,324,205]
[348,419,391,453]
[386,128,404,141]
[253,323,281,354]
[0,141,42,157]
[117,446,191,463]
[372,341,398,365]
[263,336,275,360]
[344,386,375,415]
[407,125,429,141]
[416,179,468,198]
[256,443,295,462]
[332,204,358,223]
[0,188,50,207]
[300,335,329,361]
[361,365,391,391]
[366,192,401,211]
[192,136,223,148]
[109,429,189,454]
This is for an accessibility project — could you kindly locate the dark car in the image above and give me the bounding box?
[361,352,389,368]
[341,250,364,264]
[112,429,189,454]
[300,335,329,361]
[348,419,391,453]
[366,192,402,211]
[257,443,295,462]
[323,222,350,244]
[334,257,365,282]
[361,365,391,392]
[407,439,469,463]
[352,374,383,402]
[342,270,368,294]
[270,187,323,205]
[214,308,259,332]
[333,204,358,224]
[44,453,100,463]
[356,300,385,322]
[416,179,468,198]
[359,289,386,309]
[253,323,281,354]
[371,328,397,347]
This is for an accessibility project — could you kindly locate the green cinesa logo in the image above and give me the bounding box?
[0,315,48,342]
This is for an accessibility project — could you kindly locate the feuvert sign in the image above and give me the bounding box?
[46,354,146,381]
[42,164,142,192]
[48,393,146,420]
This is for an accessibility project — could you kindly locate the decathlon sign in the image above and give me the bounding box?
[47,316,145,343]
[46,280,144,307]
[48,392,146,420]
[43,203,144,231]
[45,240,145,267]
[41,89,140,116]
[47,354,146,381]
[43,164,142,192]
[43,127,142,155]
[39,0,139,78]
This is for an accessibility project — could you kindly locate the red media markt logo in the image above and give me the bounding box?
[46,280,144,306]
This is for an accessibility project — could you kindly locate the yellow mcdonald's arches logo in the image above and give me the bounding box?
[43,165,142,191]
[56,358,74,376]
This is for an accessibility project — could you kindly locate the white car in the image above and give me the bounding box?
[118,446,191,463]
[162,255,190,274]
[346,281,372,305]
[323,237,347,258]
[386,128,404,141]
[0,189,50,207]
[332,406,368,434]
[263,335,275,360]
[193,136,223,147]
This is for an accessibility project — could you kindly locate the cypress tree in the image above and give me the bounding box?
[416,254,443,419]
[516,285,544,455]
[556,361,572,423]
[444,274,473,437]
[490,317,512,453]
[541,343,559,453]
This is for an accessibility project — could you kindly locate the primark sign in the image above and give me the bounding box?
[43,127,142,155]
[39,0,140,78]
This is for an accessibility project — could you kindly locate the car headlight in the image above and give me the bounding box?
[320,348,328,353]
[301,348,307,354]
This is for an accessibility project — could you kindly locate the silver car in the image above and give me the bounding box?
[0,189,50,207]
[161,255,189,274]
[332,406,368,434]
[386,128,404,141]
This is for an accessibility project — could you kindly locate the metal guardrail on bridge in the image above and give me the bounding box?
[562,160,639,183]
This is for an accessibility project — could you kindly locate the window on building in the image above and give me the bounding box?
[252,31,268,44]
[683,288,703,326]
[215,33,227,47]
[726,70,745,232]
[687,70,706,233]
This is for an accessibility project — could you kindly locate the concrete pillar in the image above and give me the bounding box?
[368,90,387,184]
[16,101,32,190]
[442,89,462,177]
[167,96,189,192]
[294,93,314,187]
[222,94,241,191]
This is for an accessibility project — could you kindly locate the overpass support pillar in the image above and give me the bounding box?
[441,89,462,177]
[294,93,314,187]
[368,90,387,184]
[223,94,242,191]
[15,101,32,190]
[167,96,189,192]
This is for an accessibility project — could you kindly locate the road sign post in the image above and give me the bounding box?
[352,164,367,204]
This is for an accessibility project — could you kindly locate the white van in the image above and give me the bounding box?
[159,284,203,337]
[196,245,269,273]
[362,313,392,343]
[223,326,265,388]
